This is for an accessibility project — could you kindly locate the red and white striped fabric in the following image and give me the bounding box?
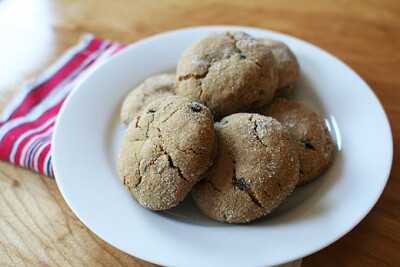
[0,34,126,176]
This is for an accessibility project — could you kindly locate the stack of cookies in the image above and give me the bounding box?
[118,31,334,223]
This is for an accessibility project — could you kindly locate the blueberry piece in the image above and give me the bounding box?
[240,53,246,59]
[148,109,156,113]
[237,177,249,188]
[191,103,202,112]
[221,120,229,125]
[302,140,315,150]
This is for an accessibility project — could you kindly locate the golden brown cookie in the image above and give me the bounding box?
[118,96,217,210]
[261,98,334,185]
[176,31,277,120]
[192,113,299,223]
[258,39,300,98]
[120,74,175,127]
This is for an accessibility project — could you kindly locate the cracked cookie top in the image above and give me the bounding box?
[118,95,217,210]
[260,98,334,185]
[192,113,299,223]
[120,73,176,127]
[258,39,300,99]
[176,31,278,120]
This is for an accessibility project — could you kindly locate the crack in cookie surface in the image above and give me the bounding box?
[145,113,155,138]
[156,127,190,184]
[225,32,264,70]
[250,115,269,149]
[176,146,200,156]
[135,115,141,128]
[206,180,222,193]
[178,71,209,81]
[161,104,184,123]
[167,154,189,183]
[136,161,144,187]
[229,149,264,209]
[225,32,243,54]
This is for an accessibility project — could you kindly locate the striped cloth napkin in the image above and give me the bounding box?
[0,34,126,176]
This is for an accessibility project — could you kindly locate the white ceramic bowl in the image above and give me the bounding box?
[52,26,393,267]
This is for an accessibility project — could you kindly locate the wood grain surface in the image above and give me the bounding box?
[1,0,399,266]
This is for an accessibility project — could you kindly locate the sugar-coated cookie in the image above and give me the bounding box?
[118,96,217,210]
[176,31,277,120]
[258,39,300,98]
[192,113,299,223]
[261,98,334,185]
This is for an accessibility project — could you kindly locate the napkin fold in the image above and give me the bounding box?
[0,34,126,176]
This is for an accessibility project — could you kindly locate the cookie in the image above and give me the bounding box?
[120,74,176,127]
[118,96,217,210]
[261,98,334,185]
[192,113,299,223]
[176,31,277,120]
[258,39,300,98]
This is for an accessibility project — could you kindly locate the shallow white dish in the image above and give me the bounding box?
[52,26,393,267]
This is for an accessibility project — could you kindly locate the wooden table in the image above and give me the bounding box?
[1,0,399,265]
